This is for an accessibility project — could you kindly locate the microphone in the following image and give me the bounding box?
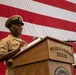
[33,36,42,40]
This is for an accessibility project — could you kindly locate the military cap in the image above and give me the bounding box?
[5,15,24,28]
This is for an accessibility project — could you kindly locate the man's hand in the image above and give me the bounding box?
[0,41,27,62]
[17,41,25,51]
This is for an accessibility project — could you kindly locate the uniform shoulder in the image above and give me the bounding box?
[0,36,10,43]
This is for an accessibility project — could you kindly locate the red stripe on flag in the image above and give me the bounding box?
[34,0,76,12]
[0,62,6,75]
[0,4,76,32]
[0,31,33,43]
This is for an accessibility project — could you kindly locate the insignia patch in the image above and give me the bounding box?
[54,66,69,75]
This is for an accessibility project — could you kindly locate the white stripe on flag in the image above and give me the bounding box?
[0,0,76,23]
[66,0,76,4]
[1,17,76,41]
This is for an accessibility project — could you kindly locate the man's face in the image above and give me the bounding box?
[9,24,23,36]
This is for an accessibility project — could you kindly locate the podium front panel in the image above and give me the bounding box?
[12,40,49,67]
[47,39,74,63]
[48,60,73,75]
[14,60,74,75]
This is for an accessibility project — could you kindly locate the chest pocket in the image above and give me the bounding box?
[9,40,20,51]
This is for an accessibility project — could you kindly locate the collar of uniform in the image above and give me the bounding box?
[7,34,22,42]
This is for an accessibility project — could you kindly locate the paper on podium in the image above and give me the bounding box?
[21,38,41,51]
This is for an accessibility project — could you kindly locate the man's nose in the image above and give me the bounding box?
[18,25,22,28]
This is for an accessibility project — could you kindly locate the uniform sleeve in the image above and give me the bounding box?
[0,39,9,54]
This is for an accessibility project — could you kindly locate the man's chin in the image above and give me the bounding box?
[17,32,22,36]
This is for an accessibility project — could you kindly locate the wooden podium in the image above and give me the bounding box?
[12,36,74,75]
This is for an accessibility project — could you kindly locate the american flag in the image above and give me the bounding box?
[0,0,76,74]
